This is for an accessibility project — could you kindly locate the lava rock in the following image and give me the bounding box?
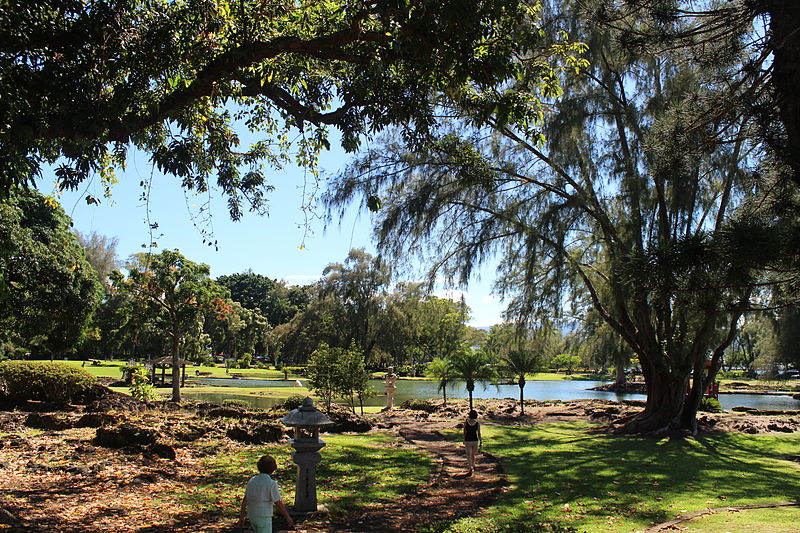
[76,413,119,428]
[200,406,273,421]
[324,408,374,433]
[84,386,146,413]
[24,413,74,431]
[148,443,177,460]
[227,423,284,444]
[95,424,159,448]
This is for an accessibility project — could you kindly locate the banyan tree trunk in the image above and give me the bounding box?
[614,360,692,437]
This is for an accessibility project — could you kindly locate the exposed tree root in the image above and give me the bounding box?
[644,502,800,532]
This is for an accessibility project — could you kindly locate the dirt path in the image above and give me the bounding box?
[323,420,508,532]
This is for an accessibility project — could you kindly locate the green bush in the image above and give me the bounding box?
[401,398,438,412]
[0,360,96,404]
[237,353,253,369]
[283,394,306,410]
[128,367,159,402]
[698,396,722,413]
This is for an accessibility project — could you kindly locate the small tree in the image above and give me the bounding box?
[449,345,497,410]
[425,357,456,404]
[550,354,581,375]
[123,250,226,402]
[306,343,341,413]
[336,344,371,415]
[502,348,540,415]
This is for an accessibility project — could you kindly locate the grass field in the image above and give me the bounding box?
[428,422,800,532]
[170,432,433,523]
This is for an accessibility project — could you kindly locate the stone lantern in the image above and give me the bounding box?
[280,397,332,514]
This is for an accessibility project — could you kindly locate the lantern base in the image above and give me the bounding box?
[287,503,329,518]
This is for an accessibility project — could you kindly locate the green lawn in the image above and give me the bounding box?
[718,377,800,393]
[170,432,432,522]
[62,359,127,378]
[63,359,298,381]
[684,506,800,532]
[430,422,800,533]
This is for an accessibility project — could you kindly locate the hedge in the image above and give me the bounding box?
[0,360,96,404]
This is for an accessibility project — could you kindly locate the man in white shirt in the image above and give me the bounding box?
[238,455,294,533]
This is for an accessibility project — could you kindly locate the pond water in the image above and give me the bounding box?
[184,377,800,412]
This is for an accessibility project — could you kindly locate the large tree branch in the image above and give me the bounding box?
[37,27,387,142]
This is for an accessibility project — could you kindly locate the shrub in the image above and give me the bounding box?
[698,396,722,413]
[401,398,438,413]
[283,395,306,410]
[194,354,213,366]
[238,353,253,369]
[283,366,305,378]
[129,367,159,402]
[0,360,96,404]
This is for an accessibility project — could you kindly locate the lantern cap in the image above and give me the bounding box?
[280,397,333,427]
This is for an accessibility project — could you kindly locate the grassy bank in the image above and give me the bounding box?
[429,422,800,532]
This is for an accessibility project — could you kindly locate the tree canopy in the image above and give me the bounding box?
[0,188,103,357]
[117,249,226,401]
[216,271,309,327]
[1,0,572,218]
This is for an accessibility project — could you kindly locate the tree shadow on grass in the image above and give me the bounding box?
[481,422,800,530]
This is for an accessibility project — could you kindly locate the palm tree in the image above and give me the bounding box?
[502,348,540,415]
[449,345,497,410]
[425,357,456,404]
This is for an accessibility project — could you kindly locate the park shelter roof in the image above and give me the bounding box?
[149,356,188,367]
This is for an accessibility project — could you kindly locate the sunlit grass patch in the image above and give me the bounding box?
[437,422,800,532]
[684,506,800,532]
[62,360,126,379]
[170,432,432,519]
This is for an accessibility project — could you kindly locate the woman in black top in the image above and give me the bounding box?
[463,409,482,475]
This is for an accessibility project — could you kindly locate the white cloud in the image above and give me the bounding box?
[481,294,498,304]
[436,288,471,301]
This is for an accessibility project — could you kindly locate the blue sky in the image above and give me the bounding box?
[39,144,506,328]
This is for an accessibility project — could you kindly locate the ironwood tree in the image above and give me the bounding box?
[590,1,800,184]
[325,0,800,435]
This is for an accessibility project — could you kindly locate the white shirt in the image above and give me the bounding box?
[245,473,281,518]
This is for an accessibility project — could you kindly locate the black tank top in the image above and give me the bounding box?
[464,420,479,441]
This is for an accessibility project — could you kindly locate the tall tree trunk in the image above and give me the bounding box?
[614,348,691,436]
[768,2,800,182]
[171,325,182,403]
[614,364,627,386]
[518,379,525,415]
